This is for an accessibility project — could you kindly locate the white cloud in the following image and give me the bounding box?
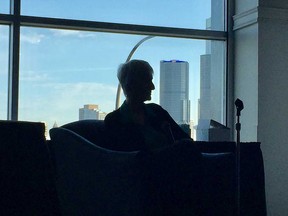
[21,33,45,44]
[50,82,117,112]
[19,81,118,127]
[50,29,96,38]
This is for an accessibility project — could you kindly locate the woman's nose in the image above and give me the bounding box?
[151,82,155,90]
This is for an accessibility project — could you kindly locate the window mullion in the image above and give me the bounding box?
[8,0,21,120]
[20,15,227,41]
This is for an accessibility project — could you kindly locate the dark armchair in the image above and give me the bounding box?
[0,120,266,215]
[50,120,266,216]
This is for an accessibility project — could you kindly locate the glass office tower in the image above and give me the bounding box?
[199,1,225,123]
[160,60,190,125]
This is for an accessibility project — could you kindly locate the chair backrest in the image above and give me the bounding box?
[49,127,154,216]
[0,120,61,216]
[61,119,108,148]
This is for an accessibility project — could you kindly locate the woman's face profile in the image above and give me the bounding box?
[129,71,155,102]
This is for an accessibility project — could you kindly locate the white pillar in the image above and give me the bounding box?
[234,0,288,215]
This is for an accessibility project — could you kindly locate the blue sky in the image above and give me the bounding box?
[0,1,226,130]
[20,0,211,29]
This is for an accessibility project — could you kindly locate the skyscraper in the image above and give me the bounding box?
[199,53,211,120]
[160,60,190,125]
[79,104,106,120]
[197,1,227,141]
[198,1,225,123]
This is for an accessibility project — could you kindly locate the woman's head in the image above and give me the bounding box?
[118,59,155,102]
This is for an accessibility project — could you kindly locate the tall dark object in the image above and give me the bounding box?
[235,98,244,216]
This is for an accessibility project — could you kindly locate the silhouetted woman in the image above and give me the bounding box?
[104,59,203,216]
[104,59,192,151]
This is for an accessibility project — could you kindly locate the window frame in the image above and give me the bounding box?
[0,0,232,131]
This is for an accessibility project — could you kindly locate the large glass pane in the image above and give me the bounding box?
[19,27,226,140]
[0,25,9,119]
[0,0,10,14]
[21,0,225,31]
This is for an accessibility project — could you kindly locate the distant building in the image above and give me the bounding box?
[52,121,58,128]
[41,121,48,139]
[197,2,226,140]
[190,120,195,139]
[198,1,225,124]
[79,104,106,120]
[199,53,211,120]
[160,60,190,125]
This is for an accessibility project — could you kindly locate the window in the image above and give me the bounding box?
[0,25,9,119]
[19,27,226,137]
[21,0,225,31]
[2,0,228,140]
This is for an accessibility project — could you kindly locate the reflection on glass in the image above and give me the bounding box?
[0,1,10,14]
[19,27,226,140]
[21,0,225,31]
[0,25,9,119]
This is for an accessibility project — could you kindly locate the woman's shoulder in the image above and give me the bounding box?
[145,103,168,116]
[105,102,133,125]
[145,103,164,111]
[104,109,121,125]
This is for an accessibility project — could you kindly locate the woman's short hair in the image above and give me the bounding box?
[117,59,153,96]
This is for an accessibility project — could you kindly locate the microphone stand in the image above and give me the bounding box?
[235,98,244,216]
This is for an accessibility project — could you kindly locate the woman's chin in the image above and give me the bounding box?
[146,96,152,101]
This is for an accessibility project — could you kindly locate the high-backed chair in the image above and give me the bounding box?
[0,120,60,216]
[52,120,266,216]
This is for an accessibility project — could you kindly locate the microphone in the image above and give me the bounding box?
[235,98,244,116]
[161,122,175,144]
